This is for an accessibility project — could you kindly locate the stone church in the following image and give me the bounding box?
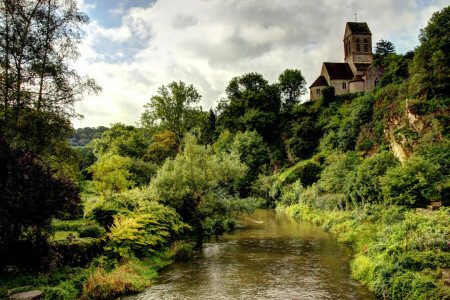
[309,22,384,100]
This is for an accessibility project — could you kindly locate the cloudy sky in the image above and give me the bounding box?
[72,0,448,128]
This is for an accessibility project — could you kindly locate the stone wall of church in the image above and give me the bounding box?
[364,65,385,91]
[349,80,365,93]
[330,79,349,95]
[310,86,325,100]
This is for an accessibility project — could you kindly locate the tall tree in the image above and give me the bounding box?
[0,0,100,154]
[409,6,450,99]
[141,81,202,145]
[278,69,306,107]
[201,109,216,145]
[218,72,281,143]
[375,39,396,56]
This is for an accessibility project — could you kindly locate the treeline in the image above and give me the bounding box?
[69,126,109,147]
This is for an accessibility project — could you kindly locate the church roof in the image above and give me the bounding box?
[310,75,328,88]
[323,62,354,80]
[346,22,371,35]
[349,75,364,82]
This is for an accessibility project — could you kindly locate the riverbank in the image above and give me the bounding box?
[0,241,194,299]
[278,204,450,299]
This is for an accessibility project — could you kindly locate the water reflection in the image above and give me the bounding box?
[124,209,375,300]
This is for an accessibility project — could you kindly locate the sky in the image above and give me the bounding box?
[72,0,448,128]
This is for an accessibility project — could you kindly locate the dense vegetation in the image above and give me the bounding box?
[0,2,448,299]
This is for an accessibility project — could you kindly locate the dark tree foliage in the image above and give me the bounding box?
[409,6,450,100]
[376,53,413,87]
[200,109,216,145]
[375,39,396,56]
[0,135,81,269]
[295,162,323,187]
[321,86,335,107]
[217,72,281,144]
[75,145,96,179]
[287,116,321,159]
[69,126,109,147]
[278,69,307,108]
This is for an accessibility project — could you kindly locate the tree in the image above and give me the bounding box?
[218,72,281,143]
[375,39,396,56]
[321,86,335,107]
[0,135,81,268]
[141,81,202,145]
[231,130,270,195]
[278,69,307,107]
[0,0,100,155]
[150,134,249,240]
[287,116,321,159]
[142,130,179,165]
[409,6,450,99]
[91,123,149,158]
[200,109,216,145]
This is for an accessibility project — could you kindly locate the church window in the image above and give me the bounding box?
[316,89,321,98]
[344,42,348,56]
[356,38,361,52]
[374,78,379,88]
[364,39,369,52]
[342,82,347,89]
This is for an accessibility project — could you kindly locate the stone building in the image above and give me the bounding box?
[309,22,384,100]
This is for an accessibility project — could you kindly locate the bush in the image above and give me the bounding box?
[321,86,335,107]
[0,136,81,269]
[78,225,106,238]
[166,241,196,261]
[345,152,399,205]
[318,152,361,194]
[105,201,190,259]
[294,161,322,187]
[380,156,441,207]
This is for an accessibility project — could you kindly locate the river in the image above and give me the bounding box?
[124,209,376,299]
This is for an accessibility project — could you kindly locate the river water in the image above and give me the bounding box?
[124,209,376,299]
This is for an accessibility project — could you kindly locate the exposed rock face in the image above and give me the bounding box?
[9,290,43,300]
[390,138,408,162]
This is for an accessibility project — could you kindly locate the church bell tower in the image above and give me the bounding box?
[343,22,373,64]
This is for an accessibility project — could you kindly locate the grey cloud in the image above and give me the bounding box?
[173,15,198,28]
[73,0,449,128]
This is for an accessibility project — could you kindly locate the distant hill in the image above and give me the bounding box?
[69,126,109,147]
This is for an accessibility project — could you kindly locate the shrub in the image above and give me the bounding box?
[83,262,148,299]
[321,86,335,107]
[380,156,441,207]
[294,161,322,187]
[317,152,361,194]
[105,201,190,259]
[345,152,399,205]
[0,136,81,269]
[166,241,196,261]
[78,225,106,238]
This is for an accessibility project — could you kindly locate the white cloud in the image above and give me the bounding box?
[72,0,448,128]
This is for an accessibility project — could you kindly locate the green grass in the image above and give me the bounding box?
[52,231,79,240]
[80,180,99,203]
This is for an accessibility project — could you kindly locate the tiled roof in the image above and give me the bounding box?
[346,22,371,35]
[323,62,354,80]
[349,75,364,82]
[310,75,328,88]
